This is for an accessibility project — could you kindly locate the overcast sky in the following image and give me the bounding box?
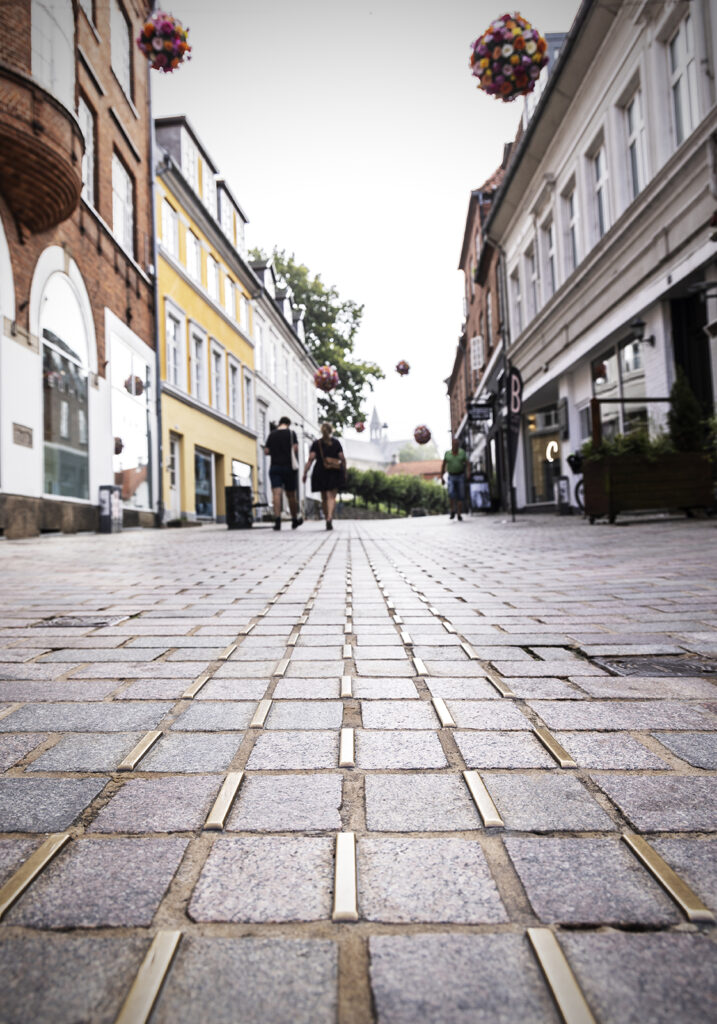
[153,0,580,445]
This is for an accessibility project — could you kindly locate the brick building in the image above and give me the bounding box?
[0,0,156,538]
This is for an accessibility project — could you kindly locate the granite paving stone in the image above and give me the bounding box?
[171,701,257,731]
[0,663,78,680]
[425,678,498,699]
[264,700,343,730]
[505,677,583,698]
[214,660,280,678]
[0,777,108,832]
[356,730,448,769]
[369,934,559,1024]
[554,732,669,769]
[26,732,145,772]
[483,773,615,832]
[360,700,439,730]
[0,733,48,771]
[38,648,161,662]
[492,660,607,676]
[365,774,481,831]
[70,662,199,678]
[196,678,269,700]
[650,838,717,912]
[573,675,717,699]
[504,837,679,925]
[189,837,333,922]
[351,678,419,699]
[594,776,717,831]
[226,774,342,832]
[271,678,340,699]
[0,701,171,732]
[140,733,242,772]
[290,647,344,661]
[445,701,531,730]
[285,660,345,678]
[358,838,508,923]
[455,731,555,769]
[527,699,717,730]
[422,661,489,677]
[115,678,191,700]
[151,937,338,1024]
[560,933,717,1024]
[466,647,533,661]
[354,660,414,677]
[89,776,222,833]
[6,837,188,927]
[0,680,119,702]
[0,838,42,886]
[651,731,717,768]
[0,935,149,1024]
[247,731,339,769]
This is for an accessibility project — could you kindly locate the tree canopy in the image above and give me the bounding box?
[251,248,384,430]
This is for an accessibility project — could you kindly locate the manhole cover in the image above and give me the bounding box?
[592,655,717,677]
[36,615,127,629]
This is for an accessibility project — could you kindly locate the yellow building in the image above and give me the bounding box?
[155,116,258,522]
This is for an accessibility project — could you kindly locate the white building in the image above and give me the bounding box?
[250,258,321,514]
[478,0,717,509]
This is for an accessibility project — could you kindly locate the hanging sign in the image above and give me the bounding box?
[507,365,523,480]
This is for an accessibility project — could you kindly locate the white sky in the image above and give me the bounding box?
[153,0,580,446]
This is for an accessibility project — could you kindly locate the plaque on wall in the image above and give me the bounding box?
[12,423,33,448]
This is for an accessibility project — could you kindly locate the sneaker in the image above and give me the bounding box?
[273,518,281,531]
[326,521,333,530]
[457,514,463,521]
[449,511,455,520]
[292,517,303,530]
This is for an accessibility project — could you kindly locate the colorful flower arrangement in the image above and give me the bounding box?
[414,425,432,445]
[470,12,548,101]
[396,360,410,376]
[136,12,191,74]
[355,421,366,433]
[124,375,145,396]
[314,365,340,392]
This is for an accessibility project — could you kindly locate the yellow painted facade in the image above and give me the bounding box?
[156,174,256,522]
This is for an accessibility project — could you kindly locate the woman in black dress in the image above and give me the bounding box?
[302,422,346,530]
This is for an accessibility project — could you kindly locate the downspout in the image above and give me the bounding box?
[496,242,516,521]
[147,59,164,527]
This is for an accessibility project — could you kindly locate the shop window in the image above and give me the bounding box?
[592,339,647,438]
[195,448,214,518]
[41,274,89,500]
[111,335,151,509]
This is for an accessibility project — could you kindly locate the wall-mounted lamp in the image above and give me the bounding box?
[629,318,655,347]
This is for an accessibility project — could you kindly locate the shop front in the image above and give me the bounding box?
[524,405,562,505]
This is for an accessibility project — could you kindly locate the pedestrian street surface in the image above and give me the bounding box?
[0,514,716,1023]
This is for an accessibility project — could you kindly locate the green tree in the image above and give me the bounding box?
[251,248,384,429]
[668,368,705,451]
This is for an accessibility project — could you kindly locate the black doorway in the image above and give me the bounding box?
[670,296,714,414]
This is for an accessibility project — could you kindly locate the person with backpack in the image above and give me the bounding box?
[303,422,346,530]
[264,416,303,531]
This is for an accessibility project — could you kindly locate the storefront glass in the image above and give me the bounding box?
[592,340,647,437]
[111,334,151,508]
[526,408,561,503]
[195,448,214,518]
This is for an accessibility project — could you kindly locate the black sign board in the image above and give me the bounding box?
[468,403,492,423]
[507,366,523,480]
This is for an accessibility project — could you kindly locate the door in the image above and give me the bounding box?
[168,435,181,519]
[671,296,714,415]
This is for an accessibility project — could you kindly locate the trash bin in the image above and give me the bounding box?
[98,485,123,533]
[225,485,253,529]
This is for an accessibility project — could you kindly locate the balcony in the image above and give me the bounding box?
[0,63,83,234]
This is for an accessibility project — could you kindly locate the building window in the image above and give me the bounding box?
[281,346,289,395]
[186,232,200,282]
[229,360,241,420]
[592,146,609,240]
[79,0,94,22]
[485,290,493,349]
[180,129,199,193]
[77,96,95,207]
[669,15,698,147]
[542,219,557,299]
[238,293,249,333]
[243,370,254,428]
[510,269,522,335]
[591,338,647,439]
[269,333,278,385]
[625,90,647,200]
[202,162,217,216]
[32,0,75,110]
[166,311,182,388]
[211,345,224,412]
[112,154,134,256]
[223,278,235,319]
[191,332,206,402]
[236,218,246,254]
[564,188,579,275]
[526,246,539,318]
[195,448,214,518]
[470,335,484,388]
[161,199,178,258]
[220,192,234,241]
[206,256,219,302]
[110,0,132,100]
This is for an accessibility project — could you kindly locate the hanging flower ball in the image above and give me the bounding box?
[114,437,124,456]
[124,375,144,396]
[414,425,432,445]
[396,360,410,376]
[355,421,366,433]
[469,13,548,102]
[314,365,340,392]
[137,12,191,73]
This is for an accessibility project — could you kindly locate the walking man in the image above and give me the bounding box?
[264,416,303,530]
[441,438,469,521]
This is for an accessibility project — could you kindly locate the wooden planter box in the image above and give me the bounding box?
[583,453,713,523]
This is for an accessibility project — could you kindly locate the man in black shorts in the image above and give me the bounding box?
[264,416,303,530]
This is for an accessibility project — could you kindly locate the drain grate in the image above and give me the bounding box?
[592,655,717,677]
[35,615,127,629]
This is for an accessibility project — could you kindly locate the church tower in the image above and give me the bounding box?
[369,407,382,442]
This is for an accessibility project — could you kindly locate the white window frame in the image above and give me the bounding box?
[223,277,235,320]
[668,14,698,149]
[180,128,200,193]
[202,162,217,216]
[165,303,186,390]
[228,357,242,421]
[110,0,132,100]
[470,334,485,387]
[190,327,208,404]
[236,218,246,254]
[111,153,134,256]
[243,369,255,430]
[510,268,523,335]
[186,231,201,282]
[206,255,219,302]
[541,217,557,300]
[220,191,234,242]
[210,342,225,413]
[77,96,95,207]
[625,88,647,200]
[31,0,75,111]
[161,198,178,259]
[592,145,610,241]
[563,184,579,276]
[485,290,493,349]
[525,245,539,318]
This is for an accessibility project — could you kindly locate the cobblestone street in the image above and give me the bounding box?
[0,514,716,1023]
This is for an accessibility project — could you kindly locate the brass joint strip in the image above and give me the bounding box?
[0,832,71,920]
[275,658,289,677]
[341,675,353,698]
[205,771,245,831]
[339,727,355,767]
[182,672,210,699]
[400,631,412,645]
[342,644,353,660]
[463,770,504,827]
[533,727,577,768]
[527,928,597,1024]
[483,668,515,698]
[332,832,359,921]
[250,699,272,729]
[239,623,255,636]
[287,631,299,647]
[392,614,403,625]
[432,697,455,728]
[412,657,428,676]
[114,930,182,1024]
[117,730,163,772]
[219,642,237,661]
[460,641,479,661]
[622,833,715,922]
[344,621,352,635]
[443,622,456,634]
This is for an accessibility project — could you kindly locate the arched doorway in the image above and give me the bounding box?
[39,273,90,499]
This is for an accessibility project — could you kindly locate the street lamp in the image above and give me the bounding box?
[629,317,655,347]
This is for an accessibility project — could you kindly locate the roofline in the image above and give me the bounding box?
[155,115,218,174]
[215,178,250,225]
